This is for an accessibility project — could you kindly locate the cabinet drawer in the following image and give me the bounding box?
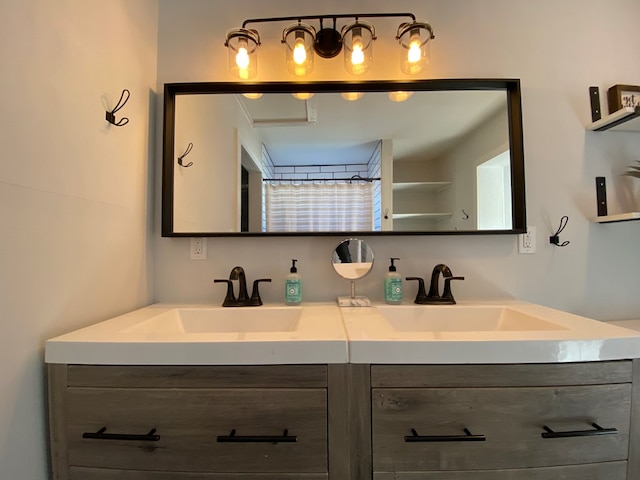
[66,387,327,473]
[70,467,328,479]
[373,460,627,479]
[373,384,631,471]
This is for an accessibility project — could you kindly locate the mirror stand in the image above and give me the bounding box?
[337,281,371,307]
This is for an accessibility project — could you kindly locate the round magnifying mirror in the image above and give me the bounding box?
[332,238,374,279]
[332,238,374,306]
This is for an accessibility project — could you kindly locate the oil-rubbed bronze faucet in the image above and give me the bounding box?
[406,264,464,305]
[214,266,271,307]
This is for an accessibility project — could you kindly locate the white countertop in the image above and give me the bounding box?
[45,303,348,365]
[342,300,640,364]
[44,301,640,366]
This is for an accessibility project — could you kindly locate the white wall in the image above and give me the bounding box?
[155,0,640,320]
[0,1,158,478]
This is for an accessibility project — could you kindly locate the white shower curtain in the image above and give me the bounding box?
[265,182,374,232]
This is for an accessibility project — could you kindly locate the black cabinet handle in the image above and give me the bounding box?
[217,429,297,443]
[82,427,160,442]
[541,423,618,439]
[404,428,486,442]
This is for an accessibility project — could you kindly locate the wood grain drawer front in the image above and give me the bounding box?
[371,362,632,388]
[70,467,328,479]
[372,460,628,479]
[66,387,327,473]
[372,384,631,472]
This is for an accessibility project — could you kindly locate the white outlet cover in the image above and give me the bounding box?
[518,226,536,254]
[190,238,207,260]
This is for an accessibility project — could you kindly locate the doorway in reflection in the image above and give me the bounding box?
[476,150,512,230]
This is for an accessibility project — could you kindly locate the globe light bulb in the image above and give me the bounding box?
[293,39,307,65]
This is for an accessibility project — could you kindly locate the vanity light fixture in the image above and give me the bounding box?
[291,92,315,100]
[388,91,413,102]
[341,92,365,101]
[224,13,434,79]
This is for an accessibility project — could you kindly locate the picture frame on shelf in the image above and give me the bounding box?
[607,84,640,113]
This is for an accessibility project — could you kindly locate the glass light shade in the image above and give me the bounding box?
[292,93,314,100]
[225,28,260,80]
[388,91,413,102]
[283,23,316,77]
[342,21,375,75]
[242,93,263,99]
[341,92,364,101]
[397,22,434,75]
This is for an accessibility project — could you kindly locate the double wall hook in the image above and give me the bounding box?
[105,89,130,126]
[549,215,570,247]
[177,143,194,167]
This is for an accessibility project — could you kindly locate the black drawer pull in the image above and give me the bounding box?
[541,423,618,439]
[217,428,297,443]
[82,427,160,442]
[404,428,486,442]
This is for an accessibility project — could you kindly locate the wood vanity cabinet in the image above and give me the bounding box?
[49,361,640,480]
[48,364,352,480]
[361,361,640,480]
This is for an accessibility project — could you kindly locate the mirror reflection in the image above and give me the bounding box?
[163,80,525,236]
[331,238,375,280]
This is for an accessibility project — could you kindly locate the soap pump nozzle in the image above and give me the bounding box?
[388,257,399,272]
[290,259,298,273]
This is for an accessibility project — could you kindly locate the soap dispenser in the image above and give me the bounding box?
[384,257,402,305]
[285,259,302,305]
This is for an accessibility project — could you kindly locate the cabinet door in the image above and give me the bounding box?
[66,387,327,473]
[372,384,631,472]
[373,460,627,479]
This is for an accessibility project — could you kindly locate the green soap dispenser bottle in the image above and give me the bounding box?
[285,259,302,305]
[384,257,402,305]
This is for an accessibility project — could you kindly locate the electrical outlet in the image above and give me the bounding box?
[190,237,207,260]
[518,226,536,254]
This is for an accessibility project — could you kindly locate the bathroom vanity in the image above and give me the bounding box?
[46,303,640,479]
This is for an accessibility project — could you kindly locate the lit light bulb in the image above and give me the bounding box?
[235,42,250,70]
[341,92,364,101]
[407,33,422,64]
[293,39,307,65]
[292,93,314,100]
[351,38,365,66]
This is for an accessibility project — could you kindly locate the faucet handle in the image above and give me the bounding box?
[214,279,237,307]
[406,277,429,304]
[249,278,272,306]
[442,276,465,304]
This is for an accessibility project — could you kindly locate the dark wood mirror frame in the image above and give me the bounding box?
[162,79,526,237]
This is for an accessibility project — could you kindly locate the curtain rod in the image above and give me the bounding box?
[263,177,380,183]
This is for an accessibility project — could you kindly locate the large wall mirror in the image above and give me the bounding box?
[162,79,526,236]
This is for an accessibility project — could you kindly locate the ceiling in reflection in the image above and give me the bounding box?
[238,90,506,166]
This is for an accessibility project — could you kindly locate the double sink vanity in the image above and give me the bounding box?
[45,75,639,479]
[46,300,640,480]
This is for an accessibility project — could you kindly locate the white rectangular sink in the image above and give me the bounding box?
[341,301,640,364]
[45,303,348,365]
[375,305,568,332]
[121,307,302,334]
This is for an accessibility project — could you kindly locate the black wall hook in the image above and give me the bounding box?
[550,215,570,247]
[105,89,130,126]
[177,143,194,167]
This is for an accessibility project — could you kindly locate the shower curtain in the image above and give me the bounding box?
[265,182,374,232]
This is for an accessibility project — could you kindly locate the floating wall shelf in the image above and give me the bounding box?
[592,212,640,224]
[587,106,640,132]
